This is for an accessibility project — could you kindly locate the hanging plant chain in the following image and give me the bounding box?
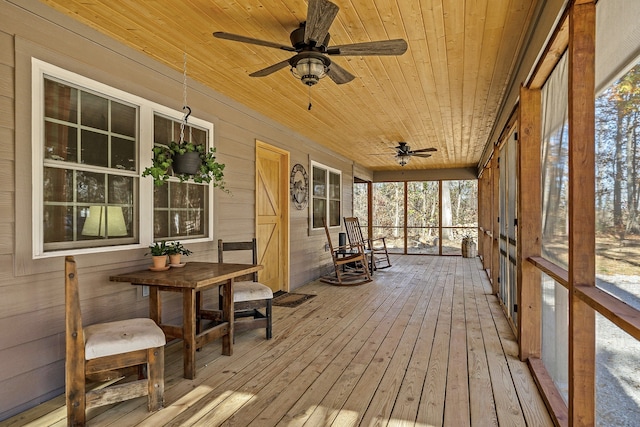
[180,52,191,144]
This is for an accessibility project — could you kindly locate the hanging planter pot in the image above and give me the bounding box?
[172,151,201,175]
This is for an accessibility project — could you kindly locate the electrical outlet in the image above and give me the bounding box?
[142,285,149,297]
[324,243,330,251]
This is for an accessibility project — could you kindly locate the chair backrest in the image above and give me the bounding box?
[323,221,337,254]
[218,238,259,282]
[65,256,86,387]
[344,217,366,247]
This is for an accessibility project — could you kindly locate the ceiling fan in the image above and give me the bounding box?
[394,142,437,166]
[213,0,408,87]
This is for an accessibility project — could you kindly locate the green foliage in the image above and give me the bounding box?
[166,241,193,256]
[142,141,226,189]
[146,241,169,256]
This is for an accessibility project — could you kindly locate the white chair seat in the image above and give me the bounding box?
[84,318,165,360]
[234,281,273,303]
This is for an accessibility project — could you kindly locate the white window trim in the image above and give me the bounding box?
[310,160,342,230]
[31,58,214,258]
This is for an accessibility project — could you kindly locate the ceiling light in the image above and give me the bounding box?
[396,155,410,166]
[291,55,328,86]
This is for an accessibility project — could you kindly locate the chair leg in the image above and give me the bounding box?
[66,359,86,426]
[266,299,272,339]
[147,346,165,411]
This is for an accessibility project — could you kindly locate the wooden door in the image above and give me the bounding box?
[255,141,289,292]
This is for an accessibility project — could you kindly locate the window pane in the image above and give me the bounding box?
[541,54,569,268]
[448,180,478,226]
[111,102,136,137]
[44,79,77,123]
[313,198,326,228]
[108,175,134,205]
[353,181,369,239]
[80,91,108,130]
[373,182,404,253]
[44,205,73,243]
[154,115,173,144]
[153,181,207,240]
[329,200,340,227]
[80,130,108,167]
[112,136,136,171]
[313,167,326,197]
[541,273,569,404]
[407,227,439,254]
[76,171,105,204]
[442,227,477,255]
[45,122,77,162]
[43,167,73,202]
[329,172,340,199]
[596,313,640,426]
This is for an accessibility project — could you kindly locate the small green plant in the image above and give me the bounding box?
[142,141,226,188]
[146,241,169,256]
[166,241,193,256]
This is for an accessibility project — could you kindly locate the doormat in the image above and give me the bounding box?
[272,291,316,308]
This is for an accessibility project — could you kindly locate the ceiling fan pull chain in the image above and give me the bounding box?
[308,85,312,111]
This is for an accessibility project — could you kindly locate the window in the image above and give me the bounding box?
[32,59,214,257]
[152,114,210,240]
[40,76,138,252]
[311,161,341,229]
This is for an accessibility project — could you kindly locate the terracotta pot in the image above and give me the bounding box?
[169,254,181,265]
[172,151,201,175]
[152,255,167,269]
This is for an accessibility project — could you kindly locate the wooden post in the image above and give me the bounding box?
[491,154,500,294]
[518,86,542,360]
[568,1,596,425]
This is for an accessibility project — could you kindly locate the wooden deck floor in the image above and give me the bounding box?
[3,256,553,427]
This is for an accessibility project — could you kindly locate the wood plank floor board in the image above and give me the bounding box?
[464,259,500,427]
[416,256,458,426]
[1,256,553,427]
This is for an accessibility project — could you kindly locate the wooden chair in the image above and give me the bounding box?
[344,216,392,270]
[217,239,273,339]
[65,256,165,426]
[321,221,372,285]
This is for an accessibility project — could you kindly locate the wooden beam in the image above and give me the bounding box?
[567,1,596,426]
[517,86,542,360]
[575,285,640,342]
[528,358,569,427]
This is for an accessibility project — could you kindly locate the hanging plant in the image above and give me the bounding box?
[142,140,226,188]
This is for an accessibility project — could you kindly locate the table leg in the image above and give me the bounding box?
[183,288,196,379]
[221,278,234,356]
[149,286,161,323]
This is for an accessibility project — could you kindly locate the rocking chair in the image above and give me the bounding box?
[321,222,372,286]
[344,216,392,270]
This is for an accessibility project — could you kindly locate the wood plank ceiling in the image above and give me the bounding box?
[38,0,539,171]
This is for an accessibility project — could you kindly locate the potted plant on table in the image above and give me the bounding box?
[166,241,193,266]
[142,141,226,188]
[147,241,169,269]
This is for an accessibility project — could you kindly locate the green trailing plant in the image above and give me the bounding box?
[146,241,169,256]
[166,241,193,256]
[142,141,226,188]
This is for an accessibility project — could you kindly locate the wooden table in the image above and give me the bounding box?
[110,262,262,379]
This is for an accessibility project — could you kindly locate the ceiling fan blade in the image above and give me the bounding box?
[305,0,339,46]
[213,32,295,52]
[326,62,355,84]
[249,60,291,77]
[328,39,408,56]
[410,153,432,158]
[410,147,437,153]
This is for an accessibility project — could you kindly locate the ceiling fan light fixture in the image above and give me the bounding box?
[396,155,410,166]
[291,56,328,86]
